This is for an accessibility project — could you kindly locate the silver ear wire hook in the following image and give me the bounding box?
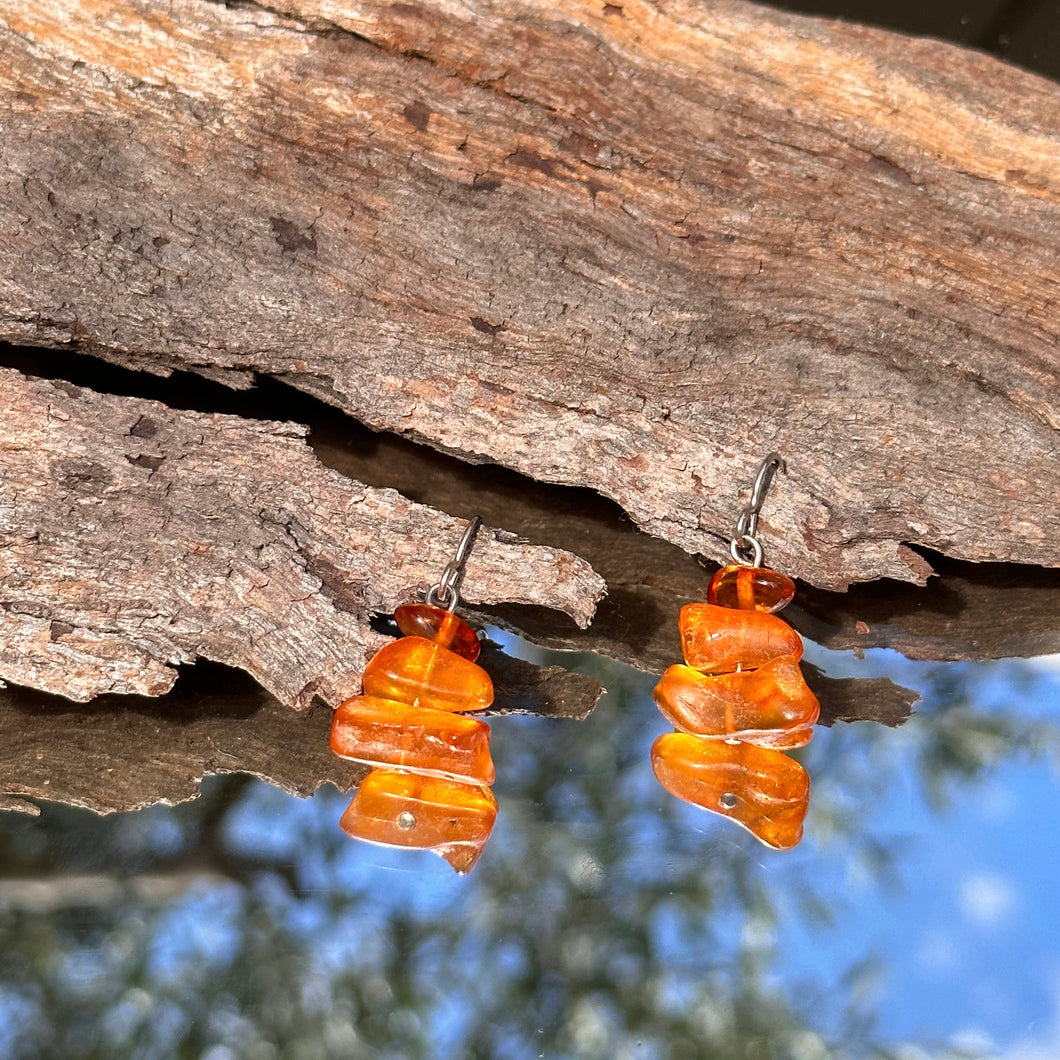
[730,454,786,568]
[425,516,483,611]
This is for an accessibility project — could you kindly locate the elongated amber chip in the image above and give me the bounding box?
[679,603,803,674]
[394,603,481,661]
[330,695,495,784]
[339,768,498,873]
[707,565,795,613]
[651,732,809,849]
[362,636,494,712]
[654,660,819,748]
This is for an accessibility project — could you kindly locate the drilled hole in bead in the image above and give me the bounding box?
[719,793,739,809]
[396,811,417,831]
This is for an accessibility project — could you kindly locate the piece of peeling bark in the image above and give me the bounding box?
[0,368,604,709]
[291,405,1060,669]
[4,347,1051,669]
[2,1,1060,589]
[0,652,604,815]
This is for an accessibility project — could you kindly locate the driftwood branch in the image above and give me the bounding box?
[0,0,1057,589]
[0,0,1054,814]
[0,368,603,707]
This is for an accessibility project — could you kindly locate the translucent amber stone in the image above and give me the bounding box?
[394,603,481,662]
[679,603,802,674]
[707,565,796,613]
[330,695,495,784]
[362,636,494,712]
[339,768,498,873]
[651,732,809,849]
[654,661,819,749]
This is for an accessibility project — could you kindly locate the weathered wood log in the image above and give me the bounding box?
[1,0,1058,589]
[0,350,919,820]
[0,367,604,708]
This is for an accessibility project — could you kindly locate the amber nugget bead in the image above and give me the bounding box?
[651,732,809,849]
[339,768,498,874]
[654,660,819,749]
[394,603,481,662]
[330,695,495,785]
[679,603,803,674]
[707,565,796,613]
[362,636,494,712]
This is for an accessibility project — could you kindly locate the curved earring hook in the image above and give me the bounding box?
[426,516,483,611]
[730,453,786,567]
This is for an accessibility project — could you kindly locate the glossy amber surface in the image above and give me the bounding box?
[707,565,796,613]
[361,636,494,712]
[679,603,803,674]
[330,695,495,784]
[651,732,809,849]
[394,603,481,662]
[654,661,819,749]
[339,768,498,874]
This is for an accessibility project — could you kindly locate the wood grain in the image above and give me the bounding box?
[0,0,1057,589]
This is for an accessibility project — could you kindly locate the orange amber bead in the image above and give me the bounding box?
[679,603,802,674]
[651,732,809,849]
[654,661,819,749]
[707,565,795,613]
[362,636,494,712]
[339,768,498,874]
[330,695,495,784]
[394,603,481,662]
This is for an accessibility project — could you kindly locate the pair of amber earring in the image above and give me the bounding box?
[329,454,817,872]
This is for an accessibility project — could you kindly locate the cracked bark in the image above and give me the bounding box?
[0,0,1056,814]
[0,367,603,707]
[0,0,1056,590]
[0,364,606,811]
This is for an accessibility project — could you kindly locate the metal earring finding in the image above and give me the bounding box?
[328,516,499,874]
[651,455,819,849]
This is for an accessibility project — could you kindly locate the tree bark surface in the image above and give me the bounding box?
[0,368,603,708]
[1,0,1058,589]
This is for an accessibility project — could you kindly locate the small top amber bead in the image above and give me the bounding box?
[707,565,795,613]
[394,602,481,662]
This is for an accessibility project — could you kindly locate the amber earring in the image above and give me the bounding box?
[329,517,499,873]
[651,455,819,849]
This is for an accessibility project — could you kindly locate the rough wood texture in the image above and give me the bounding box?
[8,345,1052,671]
[1,0,1058,589]
[0,368,603,708]
[289,382,1060,668]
